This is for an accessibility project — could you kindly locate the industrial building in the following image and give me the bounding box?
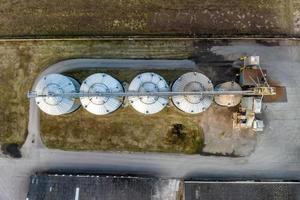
[1,0,299,199]
[128,72,170,114]
[214,81,242,107]
[80,73,124,115]
[28,56,280,132]
[34,74,80,115]
[184,181,300,200]
[171,72,214,114]
[26,174,300,200]
[26,174,180,200]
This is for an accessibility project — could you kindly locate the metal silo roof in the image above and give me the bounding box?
[171,72,213,114]
[80,73,124,115]
[128,72,169,114]
[35,74,80,115]
[214,81,242,107]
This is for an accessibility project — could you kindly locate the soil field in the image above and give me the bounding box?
[0,0,296,37]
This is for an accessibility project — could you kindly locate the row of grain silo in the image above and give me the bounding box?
[34,72,242,116]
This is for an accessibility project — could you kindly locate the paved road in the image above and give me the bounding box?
[1,42,300,200]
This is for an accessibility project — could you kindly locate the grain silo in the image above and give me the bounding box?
[80,73,124,115]
[171,72,214,114]
[128,72,169,114]
[34,74,80,115]
[214,81,242,107]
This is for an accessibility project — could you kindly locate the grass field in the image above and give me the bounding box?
[41,106,204,154]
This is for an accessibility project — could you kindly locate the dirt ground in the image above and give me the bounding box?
[0,0,297,37]
[200,105,257,156]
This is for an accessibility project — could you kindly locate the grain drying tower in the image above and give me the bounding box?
[34,74,80,115]
[214,81,242,107]
[128,72,169,114]
[171,72,214,114]
[80,73,124,115]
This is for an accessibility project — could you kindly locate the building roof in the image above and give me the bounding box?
[239,68,267,87]
[171,72,213,114]
[80,73,124,115]
[214,81,242,107]
[128,72,169,114]
[26,175,300,200]
[26,174,180,200]
[35,74,80,115]
[184,181,300,200]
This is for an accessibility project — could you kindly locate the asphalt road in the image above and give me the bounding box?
[1,41,300,200]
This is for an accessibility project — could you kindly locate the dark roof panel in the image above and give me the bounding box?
[27,174,180,200]
[185,182,300,200]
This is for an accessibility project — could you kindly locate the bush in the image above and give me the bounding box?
[1,143,22,158]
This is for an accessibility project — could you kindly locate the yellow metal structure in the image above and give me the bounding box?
[251,87,276,96]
